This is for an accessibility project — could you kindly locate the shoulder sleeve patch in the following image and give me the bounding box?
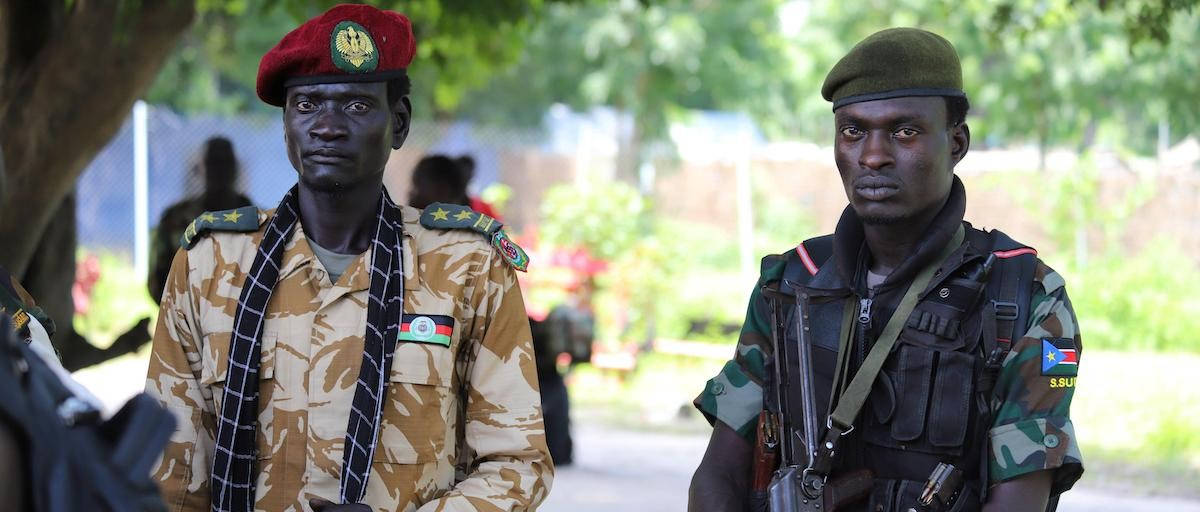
[419,202,529,272]
[180,206,262,249]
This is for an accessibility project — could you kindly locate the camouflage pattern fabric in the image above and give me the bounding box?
[146,205,553,511]
[987,262,1083,494]
[150,194,253,303]
[694,255,1083,493]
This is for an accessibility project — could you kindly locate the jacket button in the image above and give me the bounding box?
[711,382,726,395]
[1043,433,1061,448]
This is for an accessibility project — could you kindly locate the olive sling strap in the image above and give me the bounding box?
[806,225,964,481]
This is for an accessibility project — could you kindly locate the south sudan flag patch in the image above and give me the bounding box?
[1041,337,1078,376]
[399,314,454,347]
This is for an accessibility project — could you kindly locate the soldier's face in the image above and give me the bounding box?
[833,96,968,225]
[283,81,410,193]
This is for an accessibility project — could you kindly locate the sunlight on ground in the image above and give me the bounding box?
[72,346,1200,498]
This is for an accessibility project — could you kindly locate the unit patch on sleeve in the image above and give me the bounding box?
[419,202,530,272]
[1041,337,1079,376]
[399,314,454,347]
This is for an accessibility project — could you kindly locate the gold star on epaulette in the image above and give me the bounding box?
[223,210,243,223]
[199,212,217,224]
[431,207,450,221]
[454,210,474,221]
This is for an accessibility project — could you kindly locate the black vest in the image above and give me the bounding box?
[762,225,1036,512]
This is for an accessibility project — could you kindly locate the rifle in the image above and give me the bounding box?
[753,284,872,512]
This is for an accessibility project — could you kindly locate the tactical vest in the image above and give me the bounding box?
[763,226,1036,512]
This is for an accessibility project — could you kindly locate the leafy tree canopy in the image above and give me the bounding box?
[148,0,574,117]
[783,0,1198,155]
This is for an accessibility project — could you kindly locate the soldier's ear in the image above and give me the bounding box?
[950,122,969,166]
[392,96,411,150]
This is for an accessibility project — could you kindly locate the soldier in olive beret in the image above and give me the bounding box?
[689,28,1082,512]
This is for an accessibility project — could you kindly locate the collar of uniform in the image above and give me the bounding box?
[275,220,373,292]
[281,200,417,290]
[831,175,968,294]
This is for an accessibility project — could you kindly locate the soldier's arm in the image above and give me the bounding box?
[415,251,553,512]
[982,469,1052,512]
[689,421,752,512]
[985,263,1084,504]
[689,273,778,512]
[145,248,214,512]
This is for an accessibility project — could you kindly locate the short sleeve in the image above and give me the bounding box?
[987,262,1084,494]
[693,257,784,441]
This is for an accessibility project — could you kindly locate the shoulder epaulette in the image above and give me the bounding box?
[180,206,262,249]
[419,202,529,272]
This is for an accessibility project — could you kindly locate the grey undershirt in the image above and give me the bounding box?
[309,240,360,284]
[866,269,887,290]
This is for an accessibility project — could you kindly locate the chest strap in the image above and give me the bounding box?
[801,225,965,494]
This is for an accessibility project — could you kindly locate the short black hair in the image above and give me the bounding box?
[945,96,969,127]
[386,72,411,109]
[412,154,468,206]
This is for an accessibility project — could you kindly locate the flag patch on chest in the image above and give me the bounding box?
[1041,337,1078,376]
[399,314,455,346]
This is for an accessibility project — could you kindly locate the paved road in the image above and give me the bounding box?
[542,425,1200,512]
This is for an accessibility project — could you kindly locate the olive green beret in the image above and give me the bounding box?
[821,27,965,111]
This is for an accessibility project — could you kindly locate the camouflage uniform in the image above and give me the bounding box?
[150,194,253,303]
[146,206,552,511]
[695,181,1083,505]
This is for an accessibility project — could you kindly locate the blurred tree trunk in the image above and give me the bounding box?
[0,0,193,369]
[0,0,195,277]
[19,192,151,371]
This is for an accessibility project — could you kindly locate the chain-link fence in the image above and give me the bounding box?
[75,104,573,266]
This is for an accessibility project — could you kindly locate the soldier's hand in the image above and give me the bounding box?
[113,317,152,353]
[309,498,372,511]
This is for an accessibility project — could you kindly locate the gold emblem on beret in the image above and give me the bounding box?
[333,22,376,70]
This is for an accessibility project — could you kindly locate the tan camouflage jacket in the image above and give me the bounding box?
[146,206,552,512]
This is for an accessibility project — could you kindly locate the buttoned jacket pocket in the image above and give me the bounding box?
[373,341,455,464]
[199,331,277,459]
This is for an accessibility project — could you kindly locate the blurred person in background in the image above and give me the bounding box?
[689,28,1082,512]
[148,135,254,304]
[407,154,469,209]
[528,274,596,467]
[144,5,550,511]
[455,155,502,220]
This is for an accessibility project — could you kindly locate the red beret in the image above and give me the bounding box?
[257,4,416,107]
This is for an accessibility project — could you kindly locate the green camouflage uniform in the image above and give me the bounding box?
[695,247,1084,494]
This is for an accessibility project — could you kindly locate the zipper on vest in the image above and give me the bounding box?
[856,289,875,366]
[858,297,873,325]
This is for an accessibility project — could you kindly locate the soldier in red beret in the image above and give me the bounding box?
[145,5,552,512]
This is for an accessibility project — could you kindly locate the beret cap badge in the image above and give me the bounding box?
[331,21,378,73]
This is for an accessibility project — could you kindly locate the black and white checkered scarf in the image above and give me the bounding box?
[210,185,405,511]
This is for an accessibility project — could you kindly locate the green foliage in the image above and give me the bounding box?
[1068,240,1200,352]
[147,0,571,116]
[458,0,802,161]
[72,252,158,347]
[752,184,817,255]
[645,219,747,343]
[789,0,1200,155]
[539,180,647,261]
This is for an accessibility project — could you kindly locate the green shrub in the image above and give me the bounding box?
[1067,239,1200,352]
[73,251,157,347]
